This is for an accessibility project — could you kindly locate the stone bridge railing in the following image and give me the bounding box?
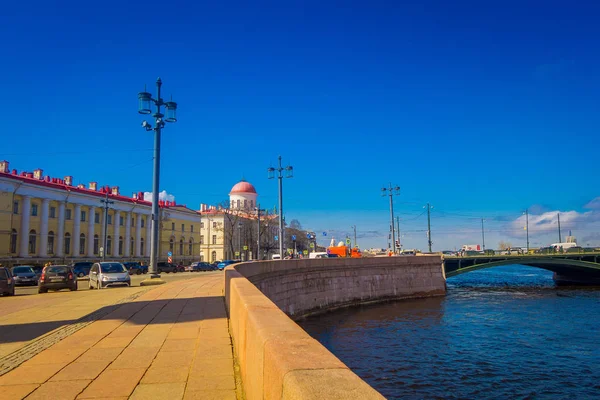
[224,256,446,399]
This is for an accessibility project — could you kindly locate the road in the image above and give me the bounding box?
[0,271,223,360]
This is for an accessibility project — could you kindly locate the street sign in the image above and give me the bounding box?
[274,235,278,241]
[235,251,240,257]
[167,251,173,257]
[323,232,327,236]
[309,242,314,248]
[243,245,248,251]
[306,233,311,239]
[167,256,172,263]
[303,250,308,255]
[287,248,293,254]
[346,238,351,245]
[99,247,104,257]
[292,235,296,241]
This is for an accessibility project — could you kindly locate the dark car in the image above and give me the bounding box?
[11,266,39,286]
[156,262,178,273]
[217,260,237,270]
[0,267,15,296]
[123,262,148,275]
[32,266,43,278]
[71,262,94,277]
[38,265,77,293]
[175,264,186,273]
[189,262,215,272]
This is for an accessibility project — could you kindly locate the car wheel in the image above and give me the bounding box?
[158,269,162,274]
[70,286,77,291]
[129,270,134,276]
[8,288,15,296]
[173,269,177,273]
[78,272,84,278]
[136,270,142,275]
[38,288,47,294]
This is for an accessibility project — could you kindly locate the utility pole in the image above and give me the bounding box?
[381,184,400,254]
[100,193,114,261]
[238,222,242,260]
[268,156,293,258]
[255,205,264,260]
[481,218,486,251]
[558,213,562,243]
[396,216,401,250]
[524,209,529,252]
[425,203,433,252]
[351,225,357,249]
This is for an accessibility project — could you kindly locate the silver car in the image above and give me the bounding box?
[89,262,131,289]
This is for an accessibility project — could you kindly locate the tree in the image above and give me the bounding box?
[498,241,512,251]
[289,219,302,230]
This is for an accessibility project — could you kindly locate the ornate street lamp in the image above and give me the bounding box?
[268,156,293,259]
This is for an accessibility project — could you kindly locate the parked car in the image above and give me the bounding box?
[175,264,186,273]
[156,262,178,274]
[89,262,131,289]
[0,267,15,296]
[123,262,148,275]
[38,265,77,293]
[217,260,236,270]
[189,262,215,272]
[32,266,43,278]
[11,266,39,286]
[71,261,94,277]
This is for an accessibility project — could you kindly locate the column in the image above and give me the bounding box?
[145,215,151,257]
[112,210,120,257]
[73,204,81,257]
[19,195,31,257]
[100,208,106,249]
[56,202,65,257]
[39,198,50,257]
[135,213,142,257]
[124,212,131,258]
[87,206,95,257]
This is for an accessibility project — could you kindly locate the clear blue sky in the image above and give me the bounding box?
[1,1,599,250]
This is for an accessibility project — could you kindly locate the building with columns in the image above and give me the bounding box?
[0,161,202,267]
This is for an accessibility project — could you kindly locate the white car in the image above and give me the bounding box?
[89,262,131,289]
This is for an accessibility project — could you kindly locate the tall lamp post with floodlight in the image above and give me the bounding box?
[138,78,178,281]
[268,156,293,259]
[381,184,400,254]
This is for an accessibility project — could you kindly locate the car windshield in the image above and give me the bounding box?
[0,270,7,280]
[100,263,126,273]
[47,266,69,274]
[13,267,34,274]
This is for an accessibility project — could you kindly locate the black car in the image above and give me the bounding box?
[189,262,215,272]
[123,262,148,275]
[39,265,77,293]
[0,267,15,296]
[11,266,39,286]
[156,262,178,273]
[71,261,94,277]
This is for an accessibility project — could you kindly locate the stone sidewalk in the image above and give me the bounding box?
[0,274,239,400]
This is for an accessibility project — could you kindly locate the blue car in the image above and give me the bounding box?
[217,260,237,270]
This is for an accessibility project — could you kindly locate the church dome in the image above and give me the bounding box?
[229,180,257,195]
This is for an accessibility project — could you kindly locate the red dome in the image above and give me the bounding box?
[230,180,257,194]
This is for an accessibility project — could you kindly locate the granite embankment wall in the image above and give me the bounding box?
[224,256,446,399]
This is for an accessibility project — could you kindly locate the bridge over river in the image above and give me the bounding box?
[444,252,600,284]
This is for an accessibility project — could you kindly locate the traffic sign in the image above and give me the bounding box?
[235,251,240,257]
[303,250,308,255]
[243,245,248,251]
[346,238,351,245]
[323,232,327,236]
[167,256,172,263]
[307,233,312,239]
[167,251,173,257]
[287,248,293,254]
[292,235,296,241]
[274,235,278,241]
[309,242,314,248]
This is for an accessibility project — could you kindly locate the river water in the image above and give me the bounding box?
[299,265,600,399]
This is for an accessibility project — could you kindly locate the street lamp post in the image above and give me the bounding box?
[238,222,242,260]
[351,225,357,249]
[523,209,529,252]
[100,193,114,261]
[268,156,293,259]
[255,205,264,260]
[138,78,178,279]
[381,184,400,254]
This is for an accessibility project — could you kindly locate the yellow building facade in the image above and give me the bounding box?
[0,161,205,266]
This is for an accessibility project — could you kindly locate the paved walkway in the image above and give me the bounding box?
[0,274,238,400]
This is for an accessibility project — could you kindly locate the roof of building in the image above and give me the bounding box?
[229,180,257,195]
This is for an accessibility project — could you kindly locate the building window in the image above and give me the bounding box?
[118,236,123,255]
[10,229,17,253]
[81,210,86,222]
[212,235,217,245]
[107,236,112,255]
[141,218,145,228]
[95,212,100,223]
[50,207,56,219]
[211,251,217,262]
[182,224,185,232]
[237,200,240,209]
[29,230,37,254]
[179,239,184,256]
[200,235,204,245]
[140,238,144,255]
[201,222,204,229]
[48,231,55,254]
[93,235,99,255]
[188,238,193,255]
[64,233,71,254]
[191,225,194,233]
[79,234,86,255]
[244,200,247,209]
[213,222,217,229]
[131,217,135,227]
[231,200,234,209]
[120,216,124,226]
[171,222,175,231]
[31,204,38,216]
[250,200,254,209]
[65,209,72,220]
[130,237,134,256]
[169,237,174,253]
[108,215,112,225]
[13,201,18,215]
